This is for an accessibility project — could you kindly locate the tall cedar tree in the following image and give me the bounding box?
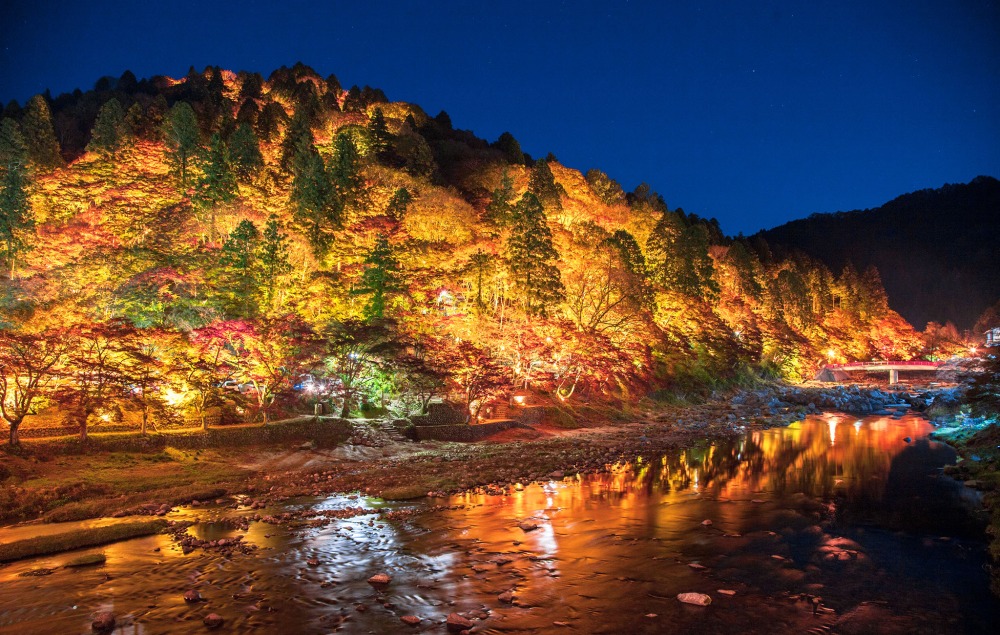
[506,193,565,317]
[528,158,562,210]
[645,210,684,289]
[163,101,200,186]
[493,132,524,164]
[486,170,515,227]
[290,137,340,257]
[87,97,129,160]
[195,133,238,242]
[0,160,32,279]
[467,249,493,313]
[21,95,63,169]
[330,132,363,209]
[229,122,263,180]
[353,234,404,321]
[367,107,392,160]
[218,219,261,318]
[0,119,27,166]
[280,109,313,172]
[385,187,411,222]
[258,214,292,310]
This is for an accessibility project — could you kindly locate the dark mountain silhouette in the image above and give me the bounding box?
[756,176,1000,331]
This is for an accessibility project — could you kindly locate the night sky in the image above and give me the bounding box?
[1,0,997,236]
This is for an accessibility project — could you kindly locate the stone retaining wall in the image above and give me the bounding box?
[413,419,521,441]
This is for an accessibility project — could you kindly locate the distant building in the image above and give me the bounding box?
[986,326,1000,347]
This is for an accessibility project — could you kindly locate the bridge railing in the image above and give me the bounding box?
[826,360,943,369]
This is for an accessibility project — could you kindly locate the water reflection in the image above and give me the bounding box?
[0,414,996,635]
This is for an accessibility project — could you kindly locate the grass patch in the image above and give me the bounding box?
[64,552,107,567]
[0,518,167,562]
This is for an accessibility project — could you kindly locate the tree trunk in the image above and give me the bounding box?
[9,420,21,446]
[201,411,208,431]
[141,408,148,435]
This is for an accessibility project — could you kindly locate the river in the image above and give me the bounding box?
[1,413,997,634]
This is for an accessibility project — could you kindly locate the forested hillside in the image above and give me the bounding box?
[758,176,1000,331]
[0,64,922,442]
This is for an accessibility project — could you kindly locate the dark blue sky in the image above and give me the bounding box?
[2,0,998,235]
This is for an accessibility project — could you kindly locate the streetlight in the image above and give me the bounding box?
[826,349,836,364]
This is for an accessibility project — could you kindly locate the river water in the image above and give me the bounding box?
[1,413,997,634]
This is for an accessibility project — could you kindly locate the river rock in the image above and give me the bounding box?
[701,519,713,526]
[677,592,712,606]
[519,521,539,532]
[446,612,474,631]
[367,573,391,586]
[498,591,514,603]
[92,611,115,632]
[203,613,225,629]
[183,589,202,602]
[400,615,421,626]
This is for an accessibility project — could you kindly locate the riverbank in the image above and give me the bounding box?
[0,383,939,558]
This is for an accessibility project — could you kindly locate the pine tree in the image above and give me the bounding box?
[467,249,493,313]
[163,101,200,186]
[21,95,63,169]
[485,170,515,227]
[218,219,260,318]
[367,107,392,160]
[353,234,404,321]
[506,193,565,317]
[290,138,340,256]
[280,109,312,172]
[528,158,562,211]
[258,214,292,310]
[0,119,27,167]
[645,209,685,287]
[493,132,524,164]
[330,131,363,209]
[386,187,411,222]
[195,133,238,241]
[229,122,263,181]
[0,161,32,279]
[87,97,129,160]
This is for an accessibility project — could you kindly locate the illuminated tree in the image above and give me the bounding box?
[353,234,404,321]
[229,122,263,181]
[330,131,364,209]
[290,138,340,256]
[217,219,261,318]
[21,95,63,169]
[258,214,292,310]
[256,101,287,142]
[585,168,625,205]
[0,328,68,445]
[441,340,508,422]
[528,158,562,210]
[227,317,311,423]
[163,101,201,186]
[0,159,32,279]
[118,328,174,435]
[385,187,411,222]
[194,133,238,241]
[87,97,129,161]
[280,109,312,172]
[367,107,392,160]
[320,319,399,418]
[506,193,565,317]
[565,226,651,333]
[466,249,493,313]
[0,119,27,166]
[485,170,515,227]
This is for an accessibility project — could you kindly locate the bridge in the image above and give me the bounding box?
[815,360,944,384]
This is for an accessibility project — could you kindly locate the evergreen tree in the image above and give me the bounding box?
[87,97,129,160]
[645,209,685,288]
[258,214,292,310]
[21,95,63,169]
[385,187,411,222]
[0,119,27,166]
[467,249,493,313]
[493,132,524,164]
[506,193,565,317]
[675,223,720,300]
[229,122,263,181]
[353,234,404,321]
[124,102,144,139]
[528,158,562,210]
[163,101,200,186]
[485,170,515,227]
[330,131,363,208]
[256,102,287,142]
[0,161,32,279]
[195,133,238,241]
[585,168,625,205]
[367,107,392,160]
[217,219,260,318]
[290,138,340,256]
[280,109,312,172]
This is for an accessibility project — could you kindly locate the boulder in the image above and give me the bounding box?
[446,613,474,631]
[203,613,225,629]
